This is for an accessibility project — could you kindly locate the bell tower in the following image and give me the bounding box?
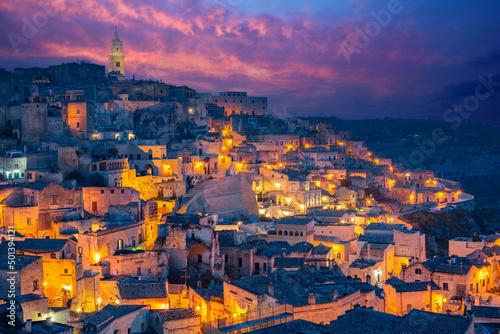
[108,27,125,76]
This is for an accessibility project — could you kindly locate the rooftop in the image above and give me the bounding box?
[0,238,69,254]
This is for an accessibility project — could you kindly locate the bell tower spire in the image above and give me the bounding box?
[108,27,125,76]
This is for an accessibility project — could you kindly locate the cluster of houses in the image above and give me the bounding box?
[0,31,493,334]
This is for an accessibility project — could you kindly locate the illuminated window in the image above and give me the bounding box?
[33,280,38,290]
[27,218,32,225]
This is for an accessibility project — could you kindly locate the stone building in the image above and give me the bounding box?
[70,304,151,334]
[383,277,443,316]
[151,308,201,334]
[223,266,383,326]
[0,150,27,181]
[0,238,77,306]
[100,277,168,309]
[0,254,44,298]
[400,256,492,306]
[205,91,267,116]
[82,186,140,217]
[66,101,97,139]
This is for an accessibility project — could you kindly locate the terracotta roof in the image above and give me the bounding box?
[393,309,472,334]
[323,308,400,334]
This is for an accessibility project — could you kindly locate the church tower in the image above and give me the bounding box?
[108,27,125,76]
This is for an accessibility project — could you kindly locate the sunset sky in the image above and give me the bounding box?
[1,0,499,124]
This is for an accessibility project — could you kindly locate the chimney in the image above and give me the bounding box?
[25,319,32,333]
[268,282,274,296]
[451,256,456,264]
[332,290,339,299]
[308,293,316,305]
[447,257,452,264]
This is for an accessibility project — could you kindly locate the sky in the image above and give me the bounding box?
[1,0,500,125]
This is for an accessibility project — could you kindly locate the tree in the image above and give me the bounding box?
[108,148,119,158]
[340,178,352,188]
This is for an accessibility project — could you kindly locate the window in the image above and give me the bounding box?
[27,218,32,225]
[64,269,68,274]
[78,246,83,255]
[415,268,422,275]
[117,239,124,250]
[239,257,243,268]
[121,189,124,194]
[137,267,141,275]
[68,199,73,204]
[116,61,120,67]
[443,283,448,291]
[407,304,412,313]
[50,195,59,205]
[76,109,80,114]
[50,253,56,259]
[111,189,114,194]
[225,254,228,263]
[33,280,38,290]
[76,122,79,128]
